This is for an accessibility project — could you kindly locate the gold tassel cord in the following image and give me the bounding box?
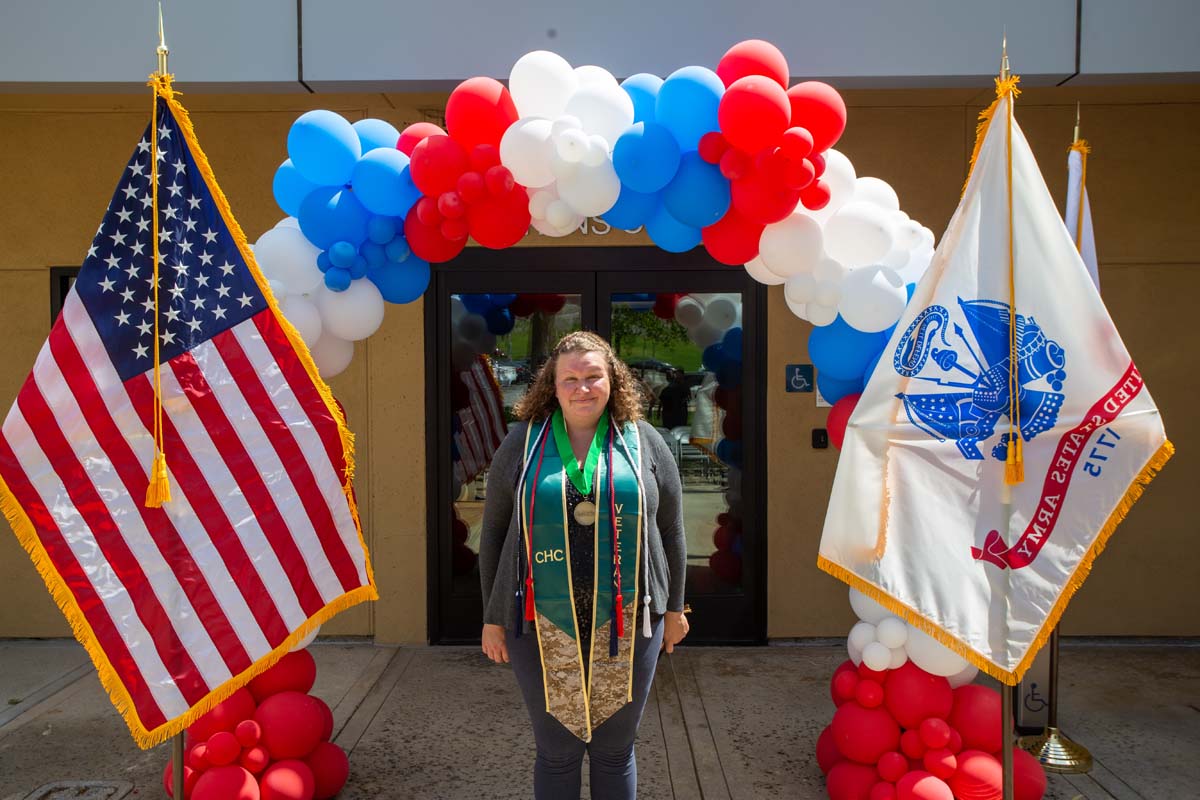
[1070,139,1091,251]
[1001,78,1024,485]
[145,74,171,507]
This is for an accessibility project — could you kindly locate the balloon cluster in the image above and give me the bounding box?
[819,590,1047,800]
[162,644,350,800]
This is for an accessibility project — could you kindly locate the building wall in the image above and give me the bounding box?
[1,84,1196,642]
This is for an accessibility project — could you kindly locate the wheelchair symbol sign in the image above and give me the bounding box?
[786,364,814,393]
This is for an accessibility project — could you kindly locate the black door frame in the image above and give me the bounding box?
[425,246,767,645]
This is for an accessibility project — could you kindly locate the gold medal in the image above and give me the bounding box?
[573,500,597,526]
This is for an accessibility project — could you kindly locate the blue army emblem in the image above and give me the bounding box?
[893,298,1067,460]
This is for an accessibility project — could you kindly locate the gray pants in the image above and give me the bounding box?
[507,615,665,799]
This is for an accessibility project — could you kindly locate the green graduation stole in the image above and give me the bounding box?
[519,413,642,741]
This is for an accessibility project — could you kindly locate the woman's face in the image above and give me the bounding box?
[554,350,611,429]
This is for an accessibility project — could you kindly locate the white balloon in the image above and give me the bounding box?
[689,322,723,349]
[574,64,619,89]
[824,202,895,268]
[309,332,354,379]
[889,646,909,669]
[904,625,969,677]
[863,641,892,672]
[814,279,842,308]
[848,621,878,653]
[564,84,635,150]
[814,257,850,285]
[279,294,323,348]
[807,302,839,326]
[529,187,557,220]
[898,245,935,285]
[274,216,301,229]
[947,662,980,689]
[254,225,323,295]
[582,134,610,166]
[546,199,574,229]
[551,114,583,138]
[509,50,577,119]
[556,158,621,217]
[881,246,910,269]
[674,296,705,328]
[268,279,288,299]
[784,274,817,305]
[854,176,900,211]
[759,212,824,278]
[316,280,385,342]
[815,148,857,221]
[875,616,909,649]
[849,587,892,624]
[702,296,738,331]
[456,312,487,344]
[532,214,582,237]
[918,226,936,250]
[500,118,556,189]
[839,265,908,333]
[848,639,864,666]
[744,255,786,286]
[784,294,809,321]
[555,127,589,163]
[290,625,320,651]
[893,219,925,251]
[450,295,467,325]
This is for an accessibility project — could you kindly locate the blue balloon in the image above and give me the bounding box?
[722,327,743,360]
[702,343,725,373]
[299,187,370,249]
[715,438,742,468]
[601,185,658,230]
[816,372,862,405]
[361,241,386,268]
[349,255,369,280]
[808,315,889,382]
[490,293,517,308]
[485,306,515,336]
[367,215,398,245]
[645,204,701,253]
[655,66,724,151]
[613,122,681,194]
[368,257,430,304]
[316,251,331,273]
[621,73,663,124]
[461,294,493,314]
[662,152,730,228]
[329,240,357,269]
[385,237,412,263]
[272,159,318,218]
[716,359,742,388]
[287,109,362,186]
[351,149,420,217]
[353,118,401,153]
[324,266,352,292]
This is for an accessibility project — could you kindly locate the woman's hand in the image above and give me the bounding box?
[482,623,509,663]
[662,611,689,654]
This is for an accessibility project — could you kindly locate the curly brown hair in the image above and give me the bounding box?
[513,331,645,427]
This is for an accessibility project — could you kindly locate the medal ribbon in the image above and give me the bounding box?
[552,408,609,495]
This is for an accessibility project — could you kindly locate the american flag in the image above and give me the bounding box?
[451,356,507,486]
[0,94,375,747]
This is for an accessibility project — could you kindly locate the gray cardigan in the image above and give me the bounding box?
[479,419,687,628]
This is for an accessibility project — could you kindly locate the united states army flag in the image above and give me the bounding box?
[817,79,1172,684]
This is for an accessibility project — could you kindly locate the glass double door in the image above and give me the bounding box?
[429,257,763,644]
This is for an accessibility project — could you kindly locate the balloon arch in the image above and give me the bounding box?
[243,38,1048,800]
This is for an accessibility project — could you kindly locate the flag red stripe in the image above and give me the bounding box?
[167,352,326,618]
[124,376,292,647]
[15,381,210,706]
[0,429,168,730]
[212,329,361,594]
[49,323,252,675]
[252,313,346,480]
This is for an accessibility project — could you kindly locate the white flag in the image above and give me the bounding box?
[1066,143,1100,289]
[818,83,1172,683]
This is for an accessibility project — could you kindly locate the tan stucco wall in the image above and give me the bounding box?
[1,85,1197,643]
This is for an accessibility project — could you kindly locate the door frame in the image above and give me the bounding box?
[424,246,768,644]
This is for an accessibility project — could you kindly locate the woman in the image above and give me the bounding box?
[479,331,689,799]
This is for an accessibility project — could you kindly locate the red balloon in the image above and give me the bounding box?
[918,718,951,750]
[249,650,317,703]
[440,217,469,242]
[947,750,1002,800]
[833,669,860,706]
[438,191,466,219]
[305,742,351,800]
[405,206,466,263]
[702,208,764,265]
[445,77,519,151]
[416,196,443,226]
[810,152,827,176]
[192,765,259,800]
[946,729,963,755]
[780,126,815,160]
[457,171,486,204]
[255,691,326,760]
[535,293,566,314]
[718,76,792,154]
[831,702,901,765]
[826,761,879,800]
[855,679,884,708]
[949,685,1003,754]
[923,748,957,781]
[698,131,729,164]
[397,122,445,157]
[717,39,790,89]
[731,166,801,225]
[709,550,742,585]
[713,524,735,552]
[205,731,240,767]
[240,745,270,775]
[188,743,209,772]
[800,179,833,211]
[787,81,848,152]
[827,393,862,450]
[163,761,197,799]
[236,719,262,748]
[896,770,953,800]
[188,688,257,743]
[510,294,539,317]
[831,659,859,705]
[652,293,679,319]
[1013,747,1048,800]
[877,751,908,783]
[884,662,954,730]
[409,135,469,197]
[468,185,531,249]
[260,760,316,800]
[722,413,743,440]
[315,697,334,743]
[719,148,752,181]
[470,143,501,172]
[900,729,926,760]
[484,165,515,197]
[783,157,816,191]
[817,725,844,774]
[857,662,888,683]
[755,145,788,175]
[870,783,897,800]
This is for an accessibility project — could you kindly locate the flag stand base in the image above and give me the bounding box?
[1019,726,1093,773]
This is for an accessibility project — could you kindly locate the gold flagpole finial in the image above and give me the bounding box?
[155,2,169,76]
[1073,102,1081,144]
[1000,28,1010,81]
